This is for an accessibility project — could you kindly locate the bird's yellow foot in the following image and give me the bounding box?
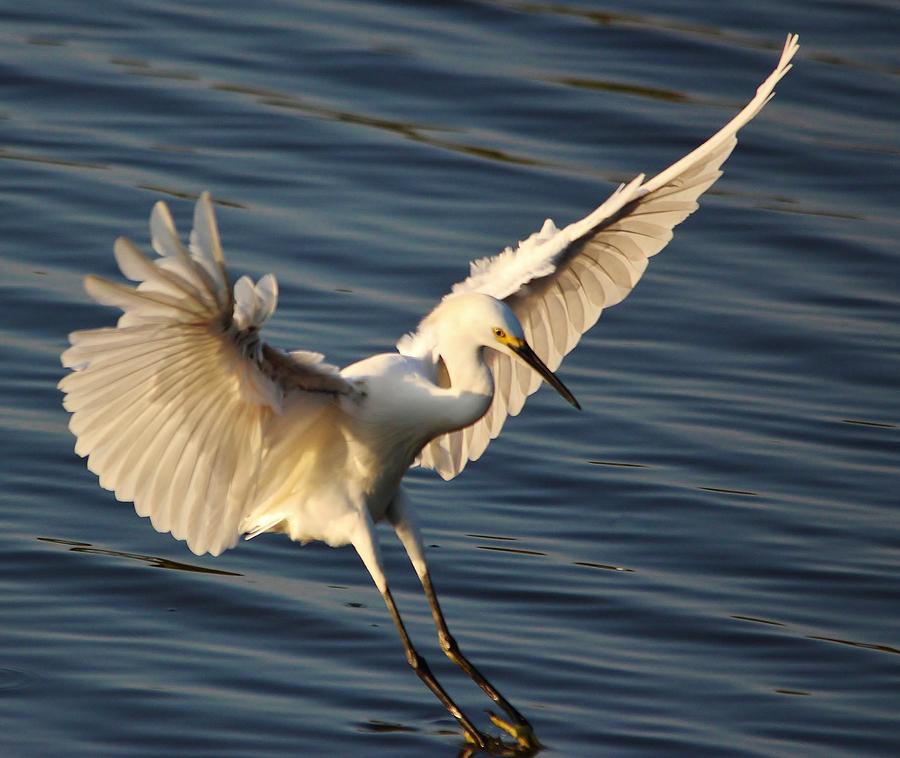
[461,729,510,756]
[462,723,538,756]
[488,711,541,752]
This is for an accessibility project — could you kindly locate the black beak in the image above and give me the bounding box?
[511,340,581,410]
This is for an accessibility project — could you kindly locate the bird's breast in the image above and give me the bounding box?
[341,352,468,437]
[335,353,434,504]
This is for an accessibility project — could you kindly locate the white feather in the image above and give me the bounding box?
[407,34,800,480]
[60,193,356,556]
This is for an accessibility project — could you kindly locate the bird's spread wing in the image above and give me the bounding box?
[59,193,354,556]
[401,34,799,480]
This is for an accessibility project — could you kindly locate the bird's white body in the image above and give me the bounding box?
[58,35,799,750]
[241,294,515,556]
[243,351,481,545]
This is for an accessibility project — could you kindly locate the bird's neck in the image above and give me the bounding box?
[437,338,494,430]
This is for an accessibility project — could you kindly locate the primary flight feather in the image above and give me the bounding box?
[59,34,798,752]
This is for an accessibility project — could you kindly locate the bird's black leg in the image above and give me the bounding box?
[352,509,493,750]
[387,490,539,751]
[421,571,529,725]
[420,571,538,748]
[380,586,491,749]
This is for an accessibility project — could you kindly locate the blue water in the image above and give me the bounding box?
[2,2,898,756]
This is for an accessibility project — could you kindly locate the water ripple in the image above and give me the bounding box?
[2,2,898,756]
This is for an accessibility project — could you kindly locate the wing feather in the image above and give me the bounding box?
[60,193,354,555]
[409,34,798,480]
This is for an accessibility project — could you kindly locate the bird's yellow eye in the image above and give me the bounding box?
[493,327,507,339]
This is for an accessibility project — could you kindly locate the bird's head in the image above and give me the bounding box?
[438,293,580,409]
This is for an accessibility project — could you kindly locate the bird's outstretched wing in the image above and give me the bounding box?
[59,193,353,556]
[402,34,799,480]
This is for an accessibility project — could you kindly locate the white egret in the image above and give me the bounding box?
[59,35,798,753]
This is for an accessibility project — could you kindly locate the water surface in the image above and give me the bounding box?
[2,1,898,756]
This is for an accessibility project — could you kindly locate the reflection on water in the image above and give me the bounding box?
[731,615,786,627]
[549,76,699,104]
[360,720,418,734]
[0,149,108,170]
[807,636,900,657]
[477,545,547,557]
[0,668,36,693]
[38,537,242,576]
[697,486,757,496]
[117,53,548,169]
[842,418,896,430]
[133,184,247,208]
[502,0,788,49]
[573,561,633,573]
[2,1,899,756]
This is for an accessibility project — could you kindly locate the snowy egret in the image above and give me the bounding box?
[60,35,798,753]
